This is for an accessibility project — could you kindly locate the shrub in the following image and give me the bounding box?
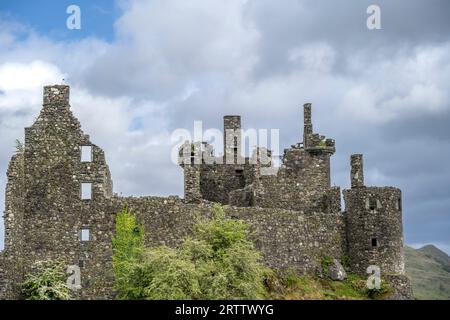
[112,206,145,299]
[22,259,73,300]
[115,204,269,300]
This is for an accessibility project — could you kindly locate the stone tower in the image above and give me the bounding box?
[344,154,405,275]
[3,85,116,299]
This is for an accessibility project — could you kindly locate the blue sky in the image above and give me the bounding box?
[0,0,120,41]
[0,0,450,255]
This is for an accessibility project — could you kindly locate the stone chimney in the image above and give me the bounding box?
[350,154,364,188]
[43,85,70,105]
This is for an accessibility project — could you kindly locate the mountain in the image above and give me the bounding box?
[404,245,450,300]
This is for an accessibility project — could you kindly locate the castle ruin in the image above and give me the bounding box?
[0,85,412,299]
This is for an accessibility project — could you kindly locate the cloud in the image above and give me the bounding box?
[83,0,260,100]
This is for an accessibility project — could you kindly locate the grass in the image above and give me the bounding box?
[265,271,390,300]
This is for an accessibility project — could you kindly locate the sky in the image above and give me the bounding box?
[0,0,449,254]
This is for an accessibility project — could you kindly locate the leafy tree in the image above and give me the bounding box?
[112,206,145,299]
[118,204,269,300]
[22,259,73,300]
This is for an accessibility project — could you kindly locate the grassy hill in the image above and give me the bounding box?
[404,245,450,300]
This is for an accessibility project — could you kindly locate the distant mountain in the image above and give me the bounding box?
[404,245,450,300]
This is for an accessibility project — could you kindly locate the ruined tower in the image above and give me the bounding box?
[2,85,116,299]
[344,154,405,275]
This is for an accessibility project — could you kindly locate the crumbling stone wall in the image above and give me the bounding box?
[2,151,25,298]
[181,104,338,214]
[200,163,254,204]
[117,197,346,274]
[0,253,11,299]
[9,85,116,299]
[251,148,337,212]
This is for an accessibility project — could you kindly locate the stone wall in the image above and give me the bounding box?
[3,151,25,298]
[18,85,115,299]
[119,197,347,274]
[0,253,10,299]
[252,148,336,212]
[344,186,405,276]
[200,163,254,204]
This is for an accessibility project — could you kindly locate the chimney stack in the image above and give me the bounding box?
[351,154,364,188]
[43,85,70,106]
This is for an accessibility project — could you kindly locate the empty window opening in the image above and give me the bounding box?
[371,238,378,247]
[81,146,93,162]
[396,198,402,211]
[80,229,90,241]
[235,169,244,176]
[81,183,92,200]
[78,260,85,268]
[369,198,377,211]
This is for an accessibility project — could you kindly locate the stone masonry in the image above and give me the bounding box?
[0,85,412,299]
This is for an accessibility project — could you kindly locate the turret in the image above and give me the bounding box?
[344,154,405,276]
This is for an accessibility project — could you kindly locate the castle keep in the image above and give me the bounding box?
[0,85,411,299]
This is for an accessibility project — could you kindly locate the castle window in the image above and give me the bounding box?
[371,238,378,247]
[80,228,90,241]
[81,183,92,200]
[396,198,402,211]
[235,169,244,176]
[78,260,85,268]
[81,146,92,162]
[369,198,377,211]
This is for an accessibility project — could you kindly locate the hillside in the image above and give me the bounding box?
[404,245,450,300]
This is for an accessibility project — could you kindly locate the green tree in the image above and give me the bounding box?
[22,259,73,300]
[112,206,145,299]
[119,204,268,300]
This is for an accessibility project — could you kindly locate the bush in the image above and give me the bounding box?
[114,204,269,300]
[112,206,145,299]
[22,259,73,300]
